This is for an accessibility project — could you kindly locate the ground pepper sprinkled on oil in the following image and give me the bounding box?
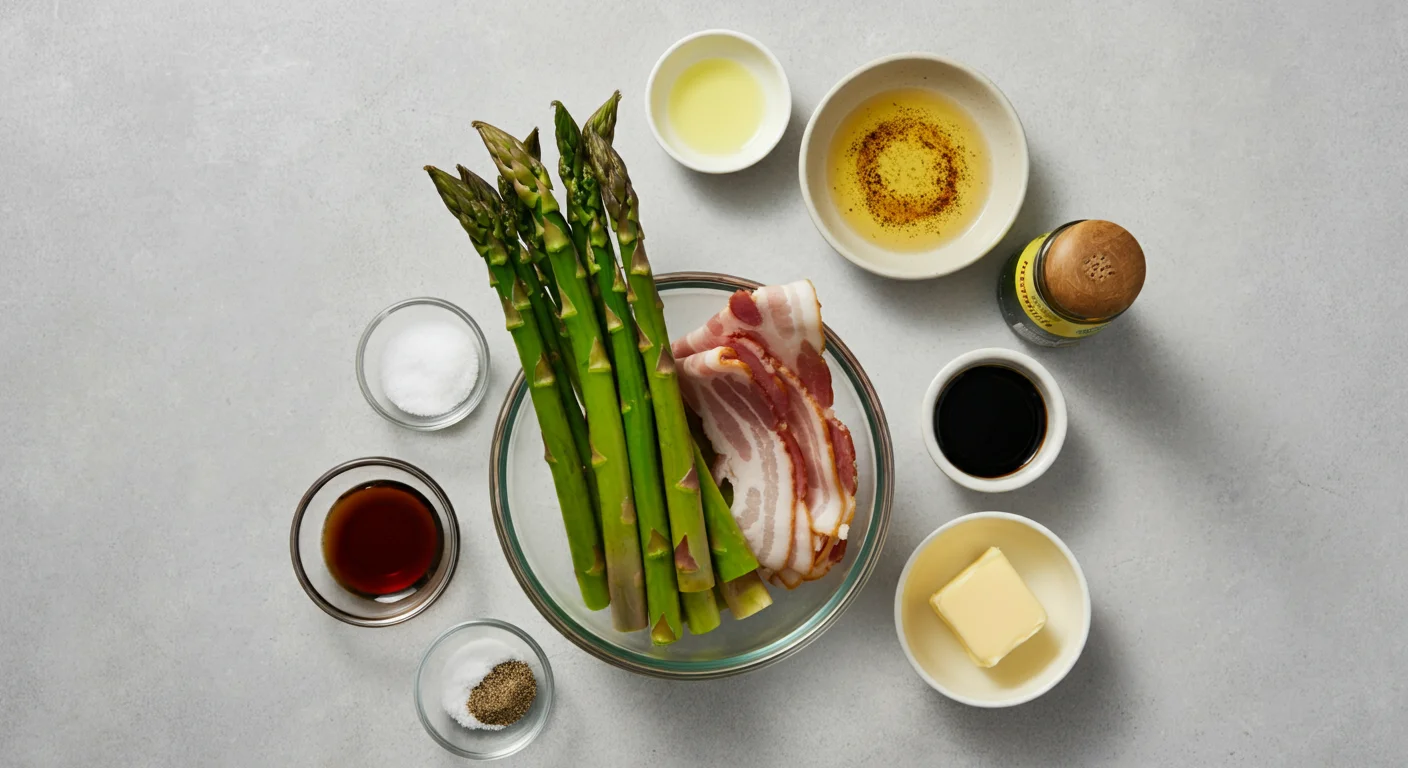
[466,660,537,727]
[826,88,989,252]
[850,106,971,231]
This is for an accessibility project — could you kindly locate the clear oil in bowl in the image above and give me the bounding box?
[667,58,765,155]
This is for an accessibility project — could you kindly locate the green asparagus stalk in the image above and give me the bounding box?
[513,131,568,332]
[718,570,772,620]
[552,102,602,327]
[501,131,575,388]
[682,587,721,635]
[425,166,609,610]
[552,97,680,645]
[473,165,599,532]
[693,444,761,582]
[476,121,648,632]
[490,165,589,445]
[584,130,715,594]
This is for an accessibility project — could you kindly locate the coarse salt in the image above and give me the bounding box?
[380,321,479,417]
[440,639,524,731]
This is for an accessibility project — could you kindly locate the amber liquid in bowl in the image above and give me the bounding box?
[827,88,990,251]
[322,480,444,597]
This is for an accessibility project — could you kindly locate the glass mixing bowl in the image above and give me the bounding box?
[488,272,893,678]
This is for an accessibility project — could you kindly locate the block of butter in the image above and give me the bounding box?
[929,547,1047,668]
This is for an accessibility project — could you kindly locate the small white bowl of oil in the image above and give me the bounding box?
[646,30,791,174]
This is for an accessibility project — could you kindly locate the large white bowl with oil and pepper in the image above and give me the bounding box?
[489,273,893,679]
[799,53,1029,280]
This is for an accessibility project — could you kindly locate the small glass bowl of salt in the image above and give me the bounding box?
[357,297,490,431]
[414,619,555,760]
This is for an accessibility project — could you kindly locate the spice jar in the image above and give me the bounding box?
[997,220,1146,347]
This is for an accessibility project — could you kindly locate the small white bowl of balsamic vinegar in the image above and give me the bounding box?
[799,53,1029,280]
[921,347,1067,493]
[646,30,791,174]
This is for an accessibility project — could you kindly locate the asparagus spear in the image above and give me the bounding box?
[502,222,580,398]
[683,587,721,635]
[476,121,648,632]
[513,131,568,331]
[552,102,603,326]
[475,165,600,529]
[425,166,609,610]
[553,98,681,645]
[490,165,590,453]
[584,130,716,594]
[718,570,772,620]
[694,444,761,583]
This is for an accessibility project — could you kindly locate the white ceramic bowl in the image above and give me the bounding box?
[645,30,791,174]
[894,512,1091,707]
[921,347,1066,493]
[799,53,1029,279]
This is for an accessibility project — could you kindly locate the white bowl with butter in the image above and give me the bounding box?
[894,512,1090,707]
[646,30,791,173]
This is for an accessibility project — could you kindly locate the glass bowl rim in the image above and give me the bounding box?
[488,271,895,679]
[413,618,556,760]
[289,455,461,627]
[356,296,492,431]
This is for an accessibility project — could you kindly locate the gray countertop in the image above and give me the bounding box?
[4,1,1405,765]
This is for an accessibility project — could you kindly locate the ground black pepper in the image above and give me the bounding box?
[850,107,971,232]
[466,660,537,727]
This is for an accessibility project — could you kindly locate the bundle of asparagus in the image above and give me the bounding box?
[426,92,771,644]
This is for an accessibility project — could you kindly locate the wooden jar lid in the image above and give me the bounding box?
[1042,220,1145,320]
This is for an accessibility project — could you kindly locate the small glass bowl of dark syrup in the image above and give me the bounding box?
[291,457,460,626]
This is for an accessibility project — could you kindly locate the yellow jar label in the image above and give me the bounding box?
[1014,233,1110,339]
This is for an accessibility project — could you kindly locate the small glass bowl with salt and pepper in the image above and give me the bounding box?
[414,619,555,760]
[357,297,491,430]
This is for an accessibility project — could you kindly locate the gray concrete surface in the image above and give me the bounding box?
[3,1,1405,765]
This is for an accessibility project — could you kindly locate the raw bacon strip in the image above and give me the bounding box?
[788,499,813,574]
[828,418,858,501]
[730,338,851,541]
[766,568,804,590]
[803,536,847,581]
[677,348,801,574]
[672,280,834,408]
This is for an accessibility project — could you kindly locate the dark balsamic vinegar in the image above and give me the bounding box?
[322,480,443,596]
[934,365,1047,478]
